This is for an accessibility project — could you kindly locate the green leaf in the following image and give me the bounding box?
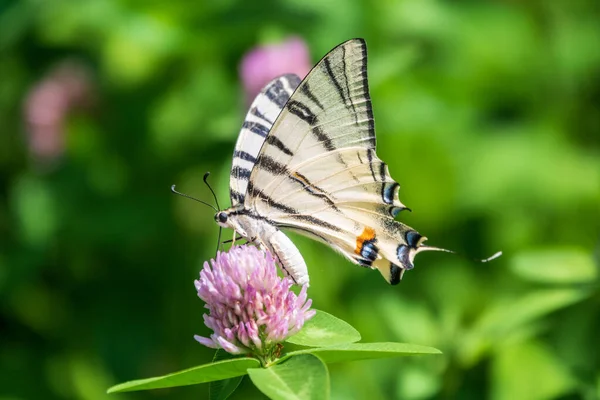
[475,288,591,338]
[284,342,441,364]
[248,354,329,400]
[396,366,441,400]
[492,340,575,400]
[511,248,598,284]
[286,309,360,347]
[209,376,244,400]
[210,350,244,400]
[459,288,591,367]
[11,175,59,247]
[376,294,439,345]
[107,358,260,394]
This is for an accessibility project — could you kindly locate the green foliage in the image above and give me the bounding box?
[1,0,599,399]
[285,309,361,347]
[285,342,441,364]
[107,311,440,398]
[209,350,246,400]
[107,358,261,394]
[247,354,329,400]
[210,377,243,400]
[492,340,575,400]
[511,248,598,284]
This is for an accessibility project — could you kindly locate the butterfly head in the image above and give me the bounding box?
[214,211,230,228]
[213,208,249,236]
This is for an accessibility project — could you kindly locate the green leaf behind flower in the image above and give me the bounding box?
[210,350,245,400]
[285,309,361,347]
[248,354,329,400]
[283,342,441,364]
[210,376,244,400]
[107,358,260,393]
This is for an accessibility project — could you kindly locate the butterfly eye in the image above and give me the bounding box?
[215,212,228,224]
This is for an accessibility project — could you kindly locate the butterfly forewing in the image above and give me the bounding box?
[243,39,423,284]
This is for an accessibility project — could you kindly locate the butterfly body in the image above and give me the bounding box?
[218,39,432,286]
[216,208,310,285]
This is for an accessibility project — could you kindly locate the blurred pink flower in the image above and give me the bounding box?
[240,37,311,103]
[24,61,94,165]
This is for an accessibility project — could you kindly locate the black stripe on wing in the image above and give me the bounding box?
[230,166,252,180]
[242,121,270,138]
[322,44,359,120]
[285,214,341,233]
[231,190,245,204]
[265,135,294,156]
[233,150,257,163]
[250,106,274,125]
[366,149,377,181]
[358,40,376,148]
[300,83,325,110]
[289,171,339,211]
[256,155,288,176]
[265,78,293,108]
[323,54,349,109]
[244,181,341,232]
[286,100,335,151]
[252,154,338,211]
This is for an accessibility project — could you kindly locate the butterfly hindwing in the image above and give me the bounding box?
[229,74,301,206]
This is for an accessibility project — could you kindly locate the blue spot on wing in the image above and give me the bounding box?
[358,238,378,267]
[382,182,398,205]
[396,244,414,270]
[405,231,422,248]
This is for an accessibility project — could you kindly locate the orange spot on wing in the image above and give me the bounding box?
[355,226,376,255]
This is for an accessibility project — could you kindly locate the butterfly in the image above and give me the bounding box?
[212,38,498,286]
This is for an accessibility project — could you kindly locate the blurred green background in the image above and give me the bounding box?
[1,0,599,399]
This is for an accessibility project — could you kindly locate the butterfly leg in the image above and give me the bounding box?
[221,235,245,244]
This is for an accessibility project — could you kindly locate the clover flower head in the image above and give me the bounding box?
[194,245,315,359]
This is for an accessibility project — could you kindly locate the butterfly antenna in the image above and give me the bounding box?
[170,185,218,212]
[203,172,221,211]
[201,173,224,256]
[417,245,503,263]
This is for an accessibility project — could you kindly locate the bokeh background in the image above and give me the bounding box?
[1,0,599,399]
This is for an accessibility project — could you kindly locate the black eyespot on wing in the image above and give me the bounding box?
[359,239,378,266]
[405,231,422,248]
[382,182,398,205]
[396,244,415,270]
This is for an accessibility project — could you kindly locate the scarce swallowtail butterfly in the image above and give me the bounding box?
[211,38,498,286]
